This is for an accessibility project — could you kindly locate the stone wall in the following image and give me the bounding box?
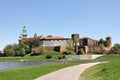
[42,40,68,47]
[65,55,103,61]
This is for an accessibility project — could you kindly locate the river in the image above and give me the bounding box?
[0,61,62,70]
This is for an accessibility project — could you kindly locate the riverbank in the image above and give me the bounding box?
[80,55,120,80]
[0,62,80,80]
[0,51,63,62]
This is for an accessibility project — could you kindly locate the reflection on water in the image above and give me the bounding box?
[0,62,61,70]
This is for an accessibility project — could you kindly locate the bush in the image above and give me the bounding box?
[62,55,66,58]
[46,55,52,59]
[77,48,84,54]
[112,43,120,54]
[58,55,66,60]
[63,51,75,55]
[30,52,41,56]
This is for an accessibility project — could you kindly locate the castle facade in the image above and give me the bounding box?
[19,27,112,53]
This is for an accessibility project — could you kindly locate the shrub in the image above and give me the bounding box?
[63,50,75,55]
[58,55,66,60]
[62,55,66,58]
[4,49,15,57]
[46,55,52,59]
[58,56,62,60]
[30,52,40,56]
[77,48,84,54]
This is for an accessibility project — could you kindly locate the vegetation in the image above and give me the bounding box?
[99,44,106,54]
[99,38,110,47]
[80,55,120,80]
[46,55,52,59]
[110,43,120,54]
[0,51,63,62]
[3,45,16,57]
[63,45,75,55]
[78,48,84,54]
[0,62,80,80]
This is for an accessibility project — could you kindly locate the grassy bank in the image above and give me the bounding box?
[80,55,120,80]
[0,62,80,80]
[0,51,63,62]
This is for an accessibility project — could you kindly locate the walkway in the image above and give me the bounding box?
[35,62,101,80]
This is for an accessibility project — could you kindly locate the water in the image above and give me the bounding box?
[0,61,61,70]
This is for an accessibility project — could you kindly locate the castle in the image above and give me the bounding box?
[19,26,112,53]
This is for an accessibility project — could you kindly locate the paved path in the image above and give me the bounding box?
[35,62,101,80]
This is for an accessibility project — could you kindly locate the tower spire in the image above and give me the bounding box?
[22,26,27,39]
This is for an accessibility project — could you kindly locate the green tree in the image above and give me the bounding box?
[112,43,120,54]
[0,51,3,57]
[99,44,106,54]
[15,50,21,56]
[99,39,104,44]
[99,38,110,47]
[32,33,40,47]
[19,43,31,54]
[64,45,75,55]
[38,45,45,54]
[24,45,30,54]
[78,48,84,54]
[3,45,16,57]
[104,40,110,47]
[19,48,25,57]
[4,48,15,57]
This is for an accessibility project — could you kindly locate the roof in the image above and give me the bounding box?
[80,36,99,42]
[41,36,64,40]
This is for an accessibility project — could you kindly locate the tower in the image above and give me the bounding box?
[71,34,79,45]
[71,34,79,53]
[106,36,112,47]
[22,26,27,39]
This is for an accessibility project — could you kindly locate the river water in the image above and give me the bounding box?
[0,61,62,70]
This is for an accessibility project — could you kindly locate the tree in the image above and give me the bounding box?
[19,43,31,54]
[15,50,21,56]
[63,45,75,55]
[0,51,3,57]
[12,44,19,51]
[104,40,110,47]
[4,48,15,57]
[78,48,84,54]
[79,39,83,47]
[99,38,110,47]
[99,39,104,45]
[67,39,73,46]
[32,33,39,47]
[3,45,16,57]
[24,45,30,54]
[99,44,106,54]
[112,43,120,54]
[19,48,25,57]
[38,45,45,54]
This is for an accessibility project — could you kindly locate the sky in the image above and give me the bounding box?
[0,0,120,51]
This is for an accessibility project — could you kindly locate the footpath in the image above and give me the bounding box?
[35,62,101,80]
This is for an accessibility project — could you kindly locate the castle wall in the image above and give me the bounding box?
[42,40,68,47]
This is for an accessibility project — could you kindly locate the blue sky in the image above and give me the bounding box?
[0,0,120,51]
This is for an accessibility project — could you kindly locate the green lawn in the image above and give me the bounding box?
[0,62,80,80]
[80,55,120,80]
[0,51,63,62]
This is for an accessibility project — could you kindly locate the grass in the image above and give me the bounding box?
[80,55,120,80]
[0,51,63,62]
[0,62,80,80]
